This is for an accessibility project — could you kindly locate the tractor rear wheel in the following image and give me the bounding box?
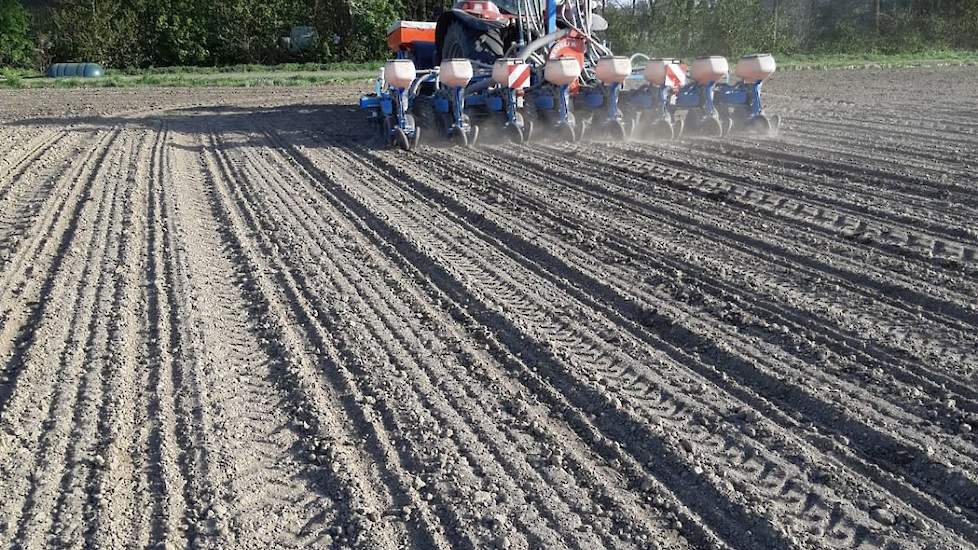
[414,97,441,142]
[441,20,505,65]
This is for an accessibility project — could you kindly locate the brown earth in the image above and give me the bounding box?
[0,67,976,550]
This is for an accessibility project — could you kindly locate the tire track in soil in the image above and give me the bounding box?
[477,143,978,463]
[516,142,978,367]
[407,136,978,422]
[677,134,978,209]
[130,120,179,548]
[438,142,978,454]
[370,141,978,543]
[195,125,439,550]
[79,123,167,549]
[144,121,219,549]
[46,129,150,548]
[246,131,715,550]
[665,141,978,235]
[590,142,978,293]
[489,142,978,410]
[153,127,348,549]
[2,72,975,549]
[217,125,691,550]
[217,130,576,550]
[0,127,127,549]
[648,140,978,248]
[362,140,978,545]
[274,135,932,550]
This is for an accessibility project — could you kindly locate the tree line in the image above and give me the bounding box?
[0,0,976,70]
[603,0,978,59]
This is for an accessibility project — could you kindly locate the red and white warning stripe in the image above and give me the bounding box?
[507,63,531,89]
[665,62,686,89]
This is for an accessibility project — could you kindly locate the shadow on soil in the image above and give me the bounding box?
[5,103,384,150]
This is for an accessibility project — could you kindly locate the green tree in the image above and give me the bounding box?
[143,0,210,65]
[208,0,301,63]
[339,0,401,61]
[0,0,33,67]
[50,0,146,68]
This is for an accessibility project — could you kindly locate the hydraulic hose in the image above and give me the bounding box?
[517,28,571,61]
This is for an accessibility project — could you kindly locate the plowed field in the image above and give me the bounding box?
[0,67,976,550]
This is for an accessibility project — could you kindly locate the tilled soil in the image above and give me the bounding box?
[0,67,976,550]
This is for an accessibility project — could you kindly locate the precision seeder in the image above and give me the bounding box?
[359,0,781,149]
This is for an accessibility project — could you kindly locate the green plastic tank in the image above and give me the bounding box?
[46,63,105,78]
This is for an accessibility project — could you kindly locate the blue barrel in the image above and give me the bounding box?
[45,63,105,78]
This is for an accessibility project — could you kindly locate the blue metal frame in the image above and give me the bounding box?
[358,41,777,144]
[546,0,557,34]
[605,83,622,123]
[715,80,765,118]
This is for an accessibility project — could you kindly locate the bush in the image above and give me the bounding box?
[0,0,32,67]
[605,0,798,58]
[50,0,146,69]
[340,0,402,62]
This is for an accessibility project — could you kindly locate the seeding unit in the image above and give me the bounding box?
[360,0,780,149]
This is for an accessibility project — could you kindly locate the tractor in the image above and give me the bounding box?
[359,0,780,149]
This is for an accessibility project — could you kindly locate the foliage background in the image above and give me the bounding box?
[0,0,33,66]
[1,0,977,70]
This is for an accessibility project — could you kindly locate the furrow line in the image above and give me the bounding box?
[649,141,978,245]
[239,126,683,549]
[785,111,978,145]
[46,129,144,547]
[443,143,978,449]
[777,123,976,171]
[520,143,978,356]
[680,135,978,205]
[764,122,977,176]
[677,137,978,216]
[223,130,576,549]
[483,143,978,408]
[144,121,207,548]
[0,129,63,196]
[399,143,978,541]
[358,142,978,544]
[593,143,978,283]
[0,128,126,549]
[267,135,724,549]
[199,127,441,549]
[0,128,118,414]
[133,121,179,547]
[86,127,154,548]
[288,138,923,549]
[152,129,340,548]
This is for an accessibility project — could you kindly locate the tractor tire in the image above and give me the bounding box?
[414,97,441,142]
[441,20,504,65]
